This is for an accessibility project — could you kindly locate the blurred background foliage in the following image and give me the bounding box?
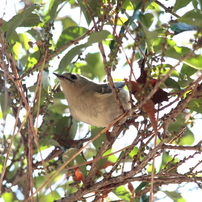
[0,0,202,202]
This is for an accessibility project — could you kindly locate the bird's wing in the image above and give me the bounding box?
[95,82,125,94]
[114,82,125,89]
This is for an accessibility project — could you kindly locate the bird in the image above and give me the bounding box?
[53,72,130,127]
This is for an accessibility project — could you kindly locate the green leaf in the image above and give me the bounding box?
[62,148,77,165]
[39,111,61,136]
[54,116,78,140]
[168,114,194,145]
[193,0,202,10]
[12,41,21,60]
[103,149,117,163]
[48,101,67,114]
[0,94,10,120]
[19,13,41,27]
[140,13,154,29]
[45,0,66,23]
[180,64,197,76]
[75,154,87,175]
[165,77,181,90]
[165,47,202,69]
[86,30,110,45]
[95,149,115,171]
[186,98,202,113]
[58,44,86,73]
[56,26,88,49]
[61,16,78,28]
[140,23,159,50]
[165,46,190,59]
[113,186,131,201]
[163,191,186,202]
[25,51,40,69]
[168,114,186,133]
[123,0,135,10]
[135,182,148,193]
[42,71,50,92]
[173,0,191,12]
[179,10,202,26]
[35,176,47,189]
[5,4,41,41]
[81,52,105,80]
[91,127,106,151]
[87,0,101,16]
[53,90,65,99]
[184,56,202,70]
[19,33,31,50]
[58,30,110,72]
[38,190,60,201]
[27,28,42,40]
[179,127,194,145]
[77,0,92,25]
[2,192,13,202]
[128,147,139,158]
[0,109,3,119]
[39,136,61,147]
[161,151,179,170]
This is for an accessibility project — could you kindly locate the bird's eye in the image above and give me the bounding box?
[70,74,77,80]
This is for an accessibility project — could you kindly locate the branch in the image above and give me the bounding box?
[163,81,202,134]
[18,28,94,80]
[155,0,180,18]
[162,143,202,151]
[55,171,202,202]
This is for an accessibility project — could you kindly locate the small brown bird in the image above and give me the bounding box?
[54,73,130,127]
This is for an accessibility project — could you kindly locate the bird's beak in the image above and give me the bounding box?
[53,72,64,79]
